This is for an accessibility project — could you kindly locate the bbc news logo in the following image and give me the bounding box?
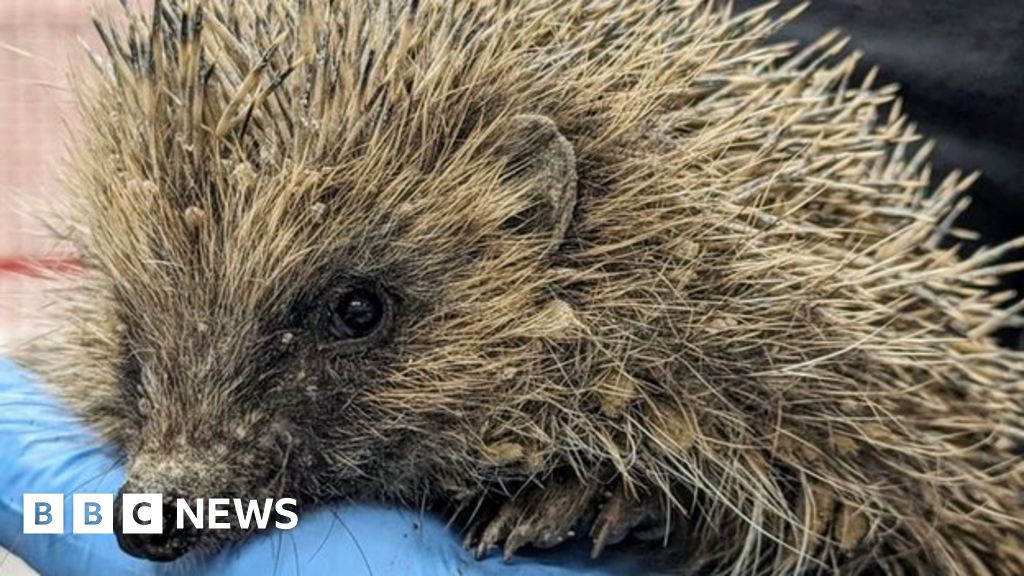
[23,493,299,534]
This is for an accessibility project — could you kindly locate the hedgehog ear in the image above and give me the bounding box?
[495,115,577,251]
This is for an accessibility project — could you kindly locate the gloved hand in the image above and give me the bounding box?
[0,359,657,576]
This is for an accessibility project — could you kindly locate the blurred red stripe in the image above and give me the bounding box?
[0,256,81,276]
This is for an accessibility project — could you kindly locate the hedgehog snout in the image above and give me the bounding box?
[112,442,266,561]
[113,486,198,562]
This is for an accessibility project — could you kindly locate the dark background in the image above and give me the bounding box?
[734,0,1024,345]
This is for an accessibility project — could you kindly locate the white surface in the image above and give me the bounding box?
[0,548,37,576]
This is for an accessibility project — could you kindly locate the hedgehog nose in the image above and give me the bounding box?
[113,489,197,562]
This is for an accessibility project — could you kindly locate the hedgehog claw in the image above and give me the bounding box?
[473,503,515,559]
[503,525,531,560]
[590,490,668,559]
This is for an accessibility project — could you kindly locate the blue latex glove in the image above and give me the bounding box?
[0,359,660,576]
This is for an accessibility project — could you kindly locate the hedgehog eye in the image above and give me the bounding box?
[330,288,385,340]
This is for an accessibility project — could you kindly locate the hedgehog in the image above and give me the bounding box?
[15,0,1024,573]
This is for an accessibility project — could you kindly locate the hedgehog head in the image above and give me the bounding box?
[57,95,586,557]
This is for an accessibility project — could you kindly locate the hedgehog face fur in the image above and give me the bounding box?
[20,0,1024,573]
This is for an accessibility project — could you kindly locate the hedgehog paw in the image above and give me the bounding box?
[465,477,599,560]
